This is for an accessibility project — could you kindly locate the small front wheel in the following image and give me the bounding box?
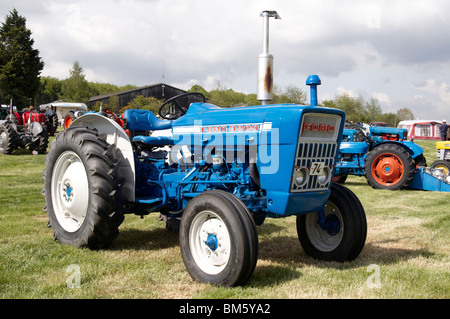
[179,190,258,286]
[297,183,367,262]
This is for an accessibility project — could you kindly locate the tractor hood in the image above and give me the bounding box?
[172,102,346,216]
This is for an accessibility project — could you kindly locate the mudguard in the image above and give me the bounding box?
[71,113,135,201]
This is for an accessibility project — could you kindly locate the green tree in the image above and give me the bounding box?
[333,94,366,122]
[0,8,44,108]
[364,97,383,123]
[282,85,307,104]
[123,95,164,114]
[396,107,414,121]
[37,76,62,104]
[61,60,92,102]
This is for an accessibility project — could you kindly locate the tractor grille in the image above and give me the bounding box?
[290,112,341,193]
[291,142,337,192]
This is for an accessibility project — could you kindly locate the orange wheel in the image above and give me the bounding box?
[371,153,404,186]
[64,115,73,129]
[364,143,415,190]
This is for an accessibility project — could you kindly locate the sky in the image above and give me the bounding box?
[1,0,450,121]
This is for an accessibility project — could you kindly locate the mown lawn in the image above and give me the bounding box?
[0,136,448,299]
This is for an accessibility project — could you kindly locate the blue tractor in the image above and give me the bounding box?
[42,76,367,286]
[334,124,426,190]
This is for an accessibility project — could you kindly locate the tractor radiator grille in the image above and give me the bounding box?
[291,142,337,192]
[290,112,342,193]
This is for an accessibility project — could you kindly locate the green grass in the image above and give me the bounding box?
[0,137,448,299]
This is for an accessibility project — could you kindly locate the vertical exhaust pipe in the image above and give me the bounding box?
[257,10,281,105]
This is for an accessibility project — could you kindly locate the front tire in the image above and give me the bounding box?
[179,190,258,286]
[297,183,367,262]
[42,126,125,249]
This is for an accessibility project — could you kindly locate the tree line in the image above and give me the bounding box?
[1,8,414,127]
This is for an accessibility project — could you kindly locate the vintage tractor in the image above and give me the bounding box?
[430,141,450,176]
[42,76,367,287]
[334,125,425,190]
[0,106,49,155]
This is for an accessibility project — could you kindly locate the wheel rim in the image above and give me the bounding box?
[51,151,89,232]
[0,131,7,150]
[189,211,231,275]
[435,165,449,176]
[371,152,404,186]
[305,201,344,252]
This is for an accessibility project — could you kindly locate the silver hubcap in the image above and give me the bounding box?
[189,211,231,275]
[305,201,344,252]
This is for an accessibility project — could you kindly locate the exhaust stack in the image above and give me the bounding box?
[257,10,281,105]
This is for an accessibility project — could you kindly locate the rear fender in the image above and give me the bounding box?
[71,113,135,201]
[372,141,424,159]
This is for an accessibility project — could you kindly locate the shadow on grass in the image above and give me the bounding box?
[111,227,179,251]
[258,235,437,270]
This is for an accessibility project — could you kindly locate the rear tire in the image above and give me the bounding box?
[364,143,415,189]
[179,190,258,286]
[0,122,15,154]
[297,183,366,262]
[42,126,125,249]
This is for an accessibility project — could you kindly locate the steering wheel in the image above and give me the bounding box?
[158,92,206,120]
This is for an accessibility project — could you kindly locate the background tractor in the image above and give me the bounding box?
[430,141,450,177]
[42,76,367,287]
[334,124,426,190]
[0,104,49,155]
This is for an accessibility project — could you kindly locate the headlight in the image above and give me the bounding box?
[294,168,309,187]
[317,167,331,186]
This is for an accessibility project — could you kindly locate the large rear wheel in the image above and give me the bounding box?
[364,143,415,189]
[42,126,125,249]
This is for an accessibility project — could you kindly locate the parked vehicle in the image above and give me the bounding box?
[334,124,425,189]
[42,77,367,286]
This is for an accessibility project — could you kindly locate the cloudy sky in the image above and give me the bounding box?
[1,0,450,120]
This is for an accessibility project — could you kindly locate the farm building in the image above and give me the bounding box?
[397,120,447,140]
[87,83,201,109]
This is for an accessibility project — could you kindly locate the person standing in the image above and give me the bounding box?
[440,120,449,141]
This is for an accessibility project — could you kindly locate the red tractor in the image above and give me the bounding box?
[0,106,49,155]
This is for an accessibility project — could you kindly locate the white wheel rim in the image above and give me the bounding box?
[305,201,344,252]
[189,211,231,275]
[0,131,7,149]
[51,151,89,233]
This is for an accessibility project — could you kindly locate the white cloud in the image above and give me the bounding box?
[372,92,391,104]
[1,0,450,119]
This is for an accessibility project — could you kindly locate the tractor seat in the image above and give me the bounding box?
[123,109,172,131]
[123,109,174,146]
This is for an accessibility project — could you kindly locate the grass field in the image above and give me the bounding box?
[0,134,448,299]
